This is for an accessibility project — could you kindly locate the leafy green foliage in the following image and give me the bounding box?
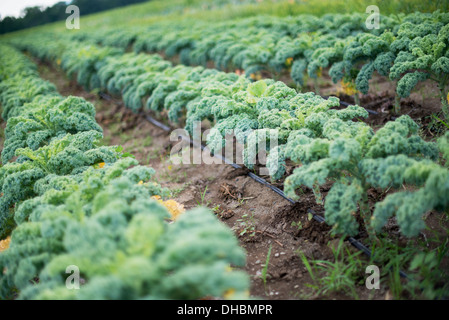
[389,13,449,116]
[0,44,249,300]
[284,115,443,237]
[2,96,102,163]
[1,159,247,299]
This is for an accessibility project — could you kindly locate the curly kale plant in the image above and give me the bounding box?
[284,115,443,237]
[0,130,119,238]
[0,159,248,300]
[199,79,297,154]
[242,90,369,181]
[60,43,123,90]
[2,96,102,163]
[390,17,449,118]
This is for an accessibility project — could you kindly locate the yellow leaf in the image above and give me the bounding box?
[163,200,185,221]
[223,289,236,299]
[285,57,293,67]
[93,162,106,169]
[340,79,359,96]
[250,72,262,81]
[0,237,11,253]
[151,196,185,221]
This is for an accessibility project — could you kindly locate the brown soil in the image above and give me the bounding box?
[34,59,448,300]
[321,73,445,136]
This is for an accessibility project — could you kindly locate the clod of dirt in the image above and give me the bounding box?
[298,219,332,245]
[219,183,242,201]
[269,255,305,280]
[298,240,334,261]
[219,208,235,219]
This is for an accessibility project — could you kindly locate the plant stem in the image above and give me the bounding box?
[438,81,449,120]
[313,77,320,95]
[393,93,401,115]
[354,93,361,106]
[261,244,272,294]
[360,180,376,239]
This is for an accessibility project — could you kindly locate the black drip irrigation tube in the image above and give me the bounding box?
[99,91,410,280]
